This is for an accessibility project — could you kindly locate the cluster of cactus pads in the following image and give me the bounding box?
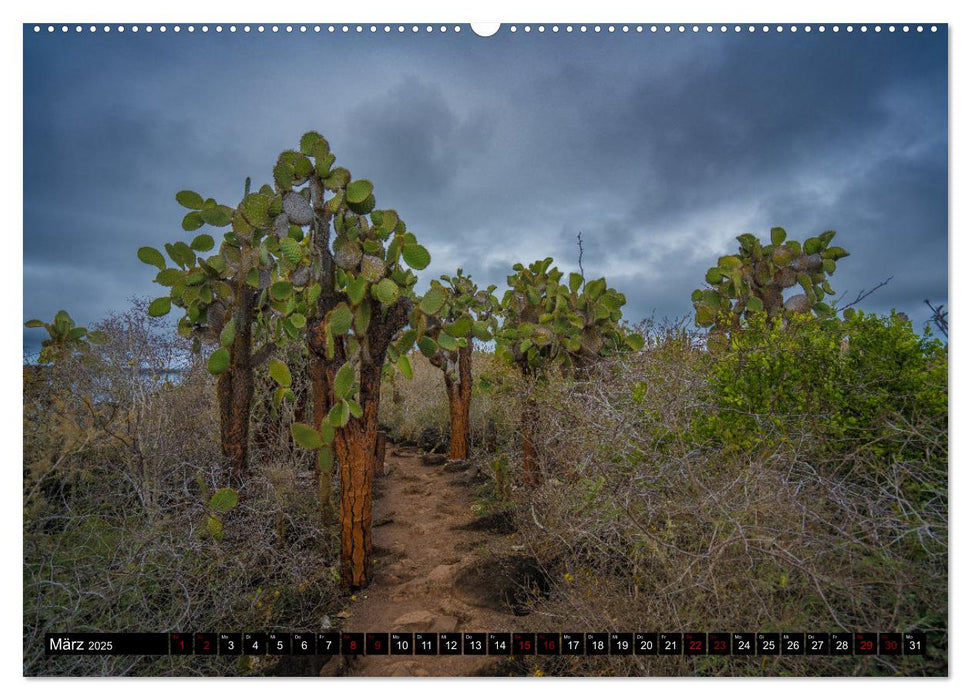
[139,132,430,375]
[416,270,500,378]
[497,257,644,375]
[691,227,849,333]
[25,310,105,364]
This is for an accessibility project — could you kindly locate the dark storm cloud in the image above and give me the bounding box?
[23,27,947,356]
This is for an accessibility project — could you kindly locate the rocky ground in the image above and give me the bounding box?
[316,444,549,677]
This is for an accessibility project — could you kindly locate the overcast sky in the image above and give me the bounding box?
[22,25,947,357]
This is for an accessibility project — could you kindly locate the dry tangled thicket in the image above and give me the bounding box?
[23,302,341,676]
[379,347,523,451]
[24,305,947,677]
[389,319,947,676]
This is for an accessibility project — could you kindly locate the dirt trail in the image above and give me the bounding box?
[332,444,526,677]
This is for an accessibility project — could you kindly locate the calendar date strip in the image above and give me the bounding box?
[46,631,927,656]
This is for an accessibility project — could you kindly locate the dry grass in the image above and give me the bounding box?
[378,347,524,451]
[510,326,947,676]
[23,302,341,676]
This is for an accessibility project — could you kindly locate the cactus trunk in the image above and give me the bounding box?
[308,353,335,524]
[335,359,383,588]
[444,341,473,460]
[217,291,255,484]
[521,400,541,487]
[307,179,338,524]
[521,388,542,487]
[375,430,388,476]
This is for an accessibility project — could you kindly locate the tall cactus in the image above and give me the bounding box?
[138,178,294,483]
[416,270,500,460]
[691,227,850,339]
[497,258,643,484]
[270,132,430,588]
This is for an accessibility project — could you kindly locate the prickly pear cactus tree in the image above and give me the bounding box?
[138,177,301,483]
[415,270,500,460]
[269,132,430,588]
[497,258,643,374]
[691,227,849,339]
[497,258,643,485]
[25,310,105,365]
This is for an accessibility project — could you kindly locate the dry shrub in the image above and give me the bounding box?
[505,320,946,676]
[379,347,523,450]
[24,301,340,676]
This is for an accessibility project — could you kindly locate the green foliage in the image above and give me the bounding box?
[691,227,848,334]
[137,246,166,269]
[496,258,642,375]
[413,269,500,380]
[333,362,356,399]
[345,179,374,204]
[25,310,105,364]
[176,190,205,209]
[695,310,947,469]
[268,359,292,388]
[140,169,318,383]
[402,243,431,270]
[291,422,325,449]
[204,487,239,542]
[209,488,239,514]
[207,347,230,375]
[147,297,171,317]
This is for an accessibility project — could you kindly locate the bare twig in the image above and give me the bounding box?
[924,299,948,336]
[836,275,893,311]
[576,230,585,280]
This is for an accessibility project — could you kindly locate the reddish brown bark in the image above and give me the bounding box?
[309,295,411,588]
[521,388,542,487]
[443,341,473,460]
[335,299,411,588]
[217,288,255,485]
[335,360,381,588]
[375,430,387,476]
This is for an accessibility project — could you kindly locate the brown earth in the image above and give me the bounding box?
[324,444,545,677]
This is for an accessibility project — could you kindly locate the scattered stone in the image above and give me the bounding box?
[443,459,469,473]
[419,427,447,453]
[390,609,459,632]
[268,654,328,676]
[422,453,447,466]
[318,654,343,677]
[454,509,517,535]
[453,555,551,616]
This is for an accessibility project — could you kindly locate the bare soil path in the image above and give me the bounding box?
[330,444,529,677]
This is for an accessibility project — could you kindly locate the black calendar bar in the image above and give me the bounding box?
[45,633,169,655]
[43,631,929,655]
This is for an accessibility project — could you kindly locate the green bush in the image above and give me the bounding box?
[696,310,947,468]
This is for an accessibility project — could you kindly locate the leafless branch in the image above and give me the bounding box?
[924,299,948,336]
[836,275,894,311]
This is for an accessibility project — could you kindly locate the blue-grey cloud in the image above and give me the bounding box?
[23,27,948,357]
